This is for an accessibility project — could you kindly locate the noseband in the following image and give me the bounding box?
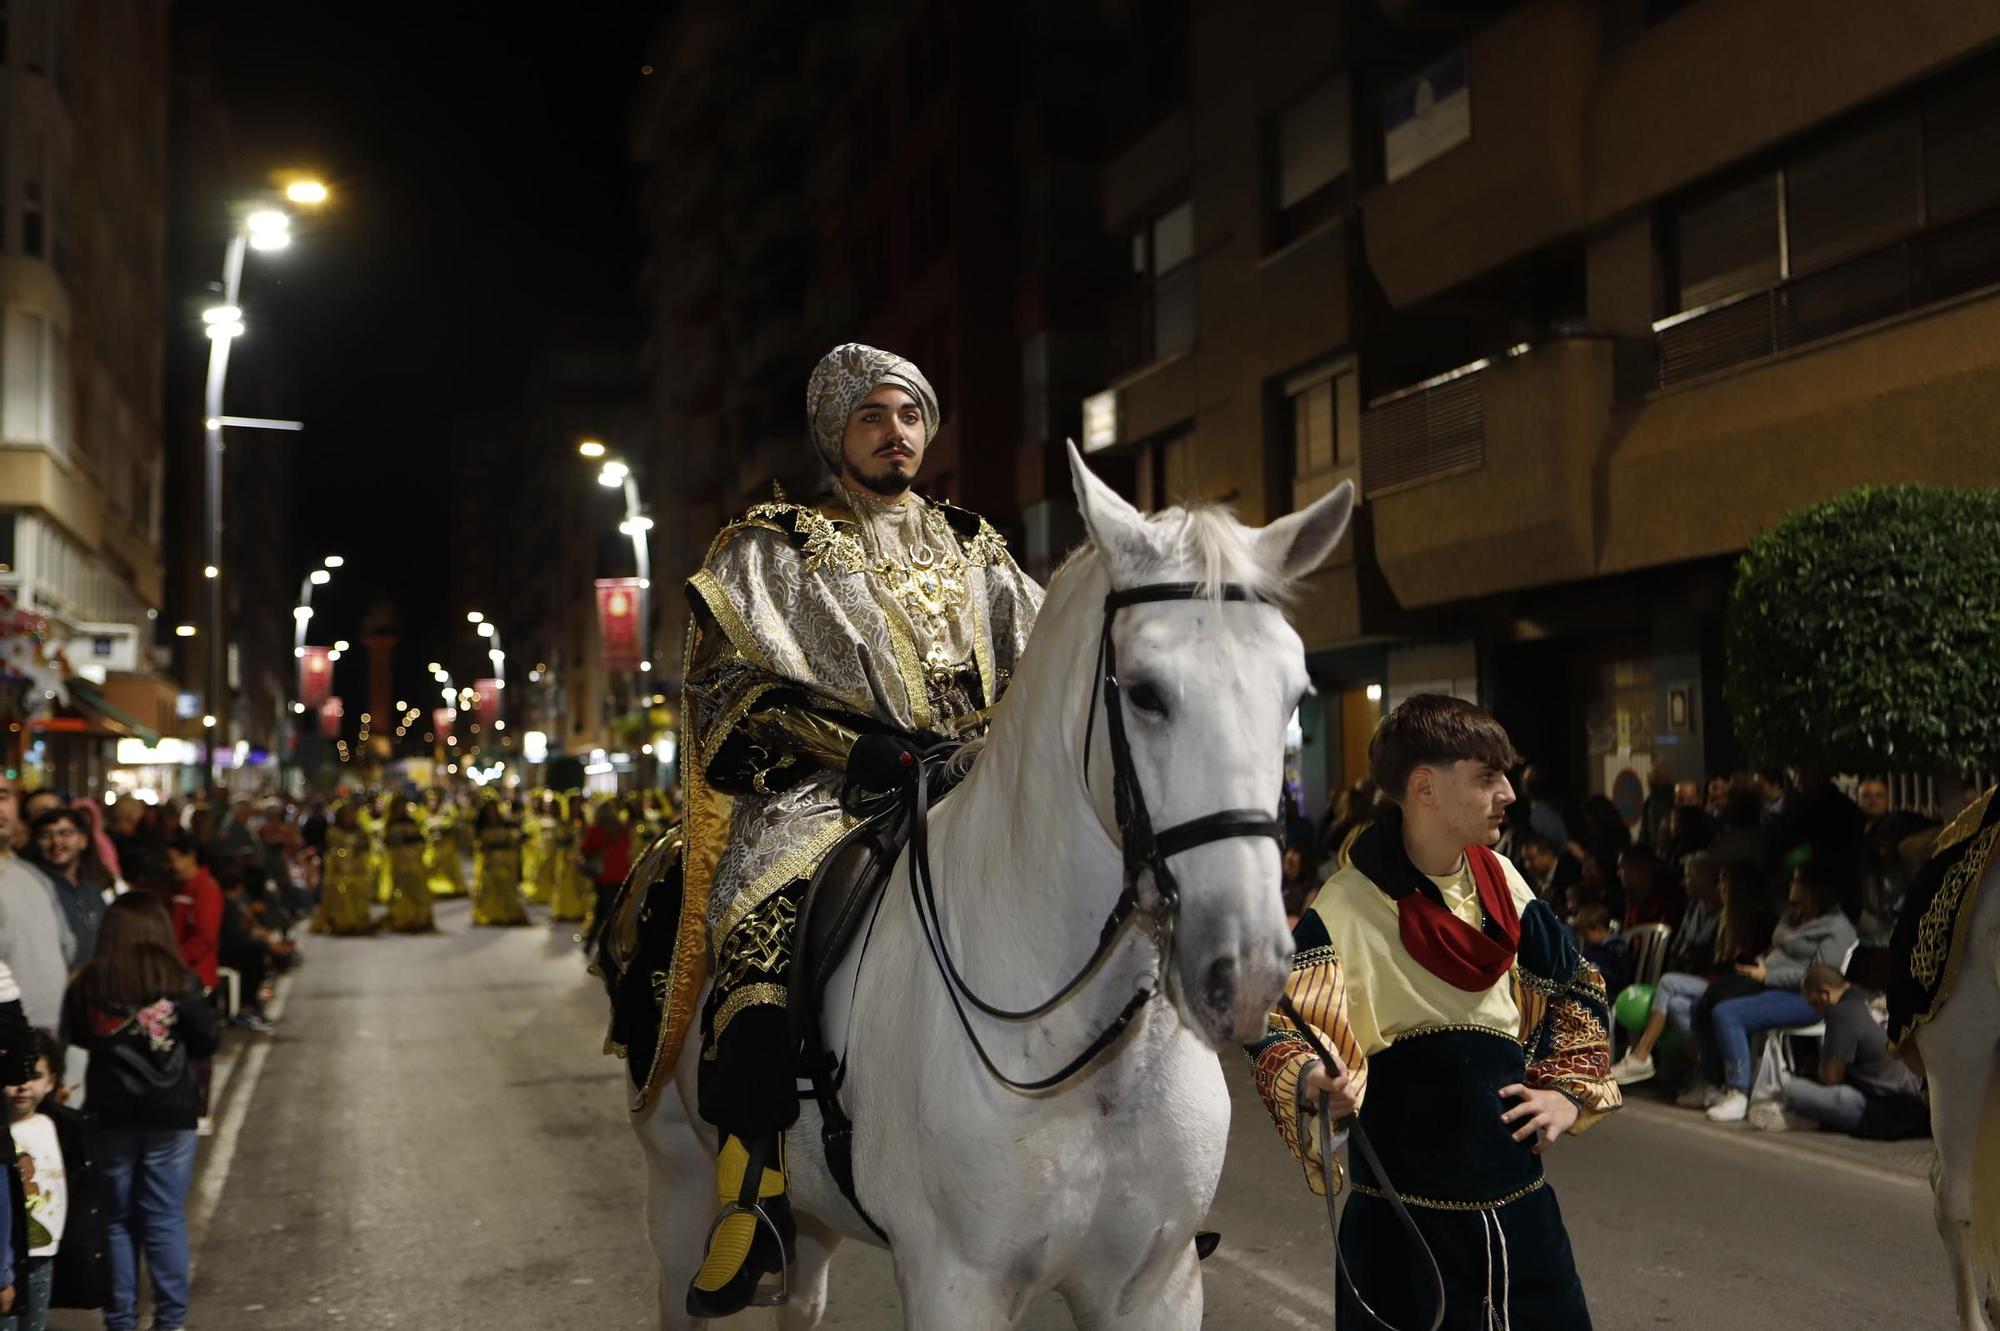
[907,581,1282,1095]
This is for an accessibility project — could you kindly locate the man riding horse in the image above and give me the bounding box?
[670,343,1041,1316]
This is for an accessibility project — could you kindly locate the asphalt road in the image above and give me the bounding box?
[68,897,1956,1330]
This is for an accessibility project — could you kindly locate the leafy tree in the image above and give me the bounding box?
[1725,485,2000,774]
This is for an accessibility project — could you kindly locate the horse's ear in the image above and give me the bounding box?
[1259,479,1354,581]
[1066,439,1149,568]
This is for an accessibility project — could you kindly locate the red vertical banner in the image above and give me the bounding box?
[432,707,454,740]
[596,578,643,672]
[298,647,333,708]
[473,678,502,730]
[320,696,344,739]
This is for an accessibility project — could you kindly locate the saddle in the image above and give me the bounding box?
[786,798,912,1049]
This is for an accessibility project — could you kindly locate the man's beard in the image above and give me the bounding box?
[847,458,915,497]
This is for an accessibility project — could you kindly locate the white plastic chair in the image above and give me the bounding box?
[1768,938,1862,1080]
[1625,922,1673,989]
[213,966,242,1022]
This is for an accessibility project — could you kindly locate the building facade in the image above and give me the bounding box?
[0,0,177,795]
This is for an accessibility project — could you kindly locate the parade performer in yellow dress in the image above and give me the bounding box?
[425,789,469,897]
[531,794,563,904]
[471,799,530,927]
[545,795,592,924]
[383,795,436,933]
[313,801,378,935]
[520,792,548,903]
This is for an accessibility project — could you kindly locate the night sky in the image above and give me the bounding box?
[173,2,653,709]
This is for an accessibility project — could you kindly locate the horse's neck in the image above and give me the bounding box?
[926,556,1135,1008]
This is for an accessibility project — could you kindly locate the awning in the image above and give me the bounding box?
[53,678,163,745]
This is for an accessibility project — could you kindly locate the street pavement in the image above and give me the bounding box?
[62,897,1958,1330]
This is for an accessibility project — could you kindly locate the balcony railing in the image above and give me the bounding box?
[1653,207,2000,390]
[1359,360,1486,498]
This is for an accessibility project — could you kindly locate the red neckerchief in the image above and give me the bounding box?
[1349,808,1523,991]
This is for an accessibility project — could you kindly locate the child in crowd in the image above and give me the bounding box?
[1573,902,1635,999]
[2,1029,106,1329]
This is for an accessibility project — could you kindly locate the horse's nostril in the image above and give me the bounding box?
[1205,957,1237,1016]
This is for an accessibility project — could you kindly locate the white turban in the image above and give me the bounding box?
[805,343,939,474]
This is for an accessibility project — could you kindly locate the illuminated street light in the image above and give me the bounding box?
[640,659,653,673]
[327,649,342,662]
[203,564,219,579]
[619,515,654,535]
[334,639,350,652]
[292,702,305,714]
[597,460,628,487]
[578,439,606,458]
[426,662,441,674]
[292,606,313,622]
[477,622,494,638]
[201,307,243,342]
[466,611,483,624]
[175,624,198,638]
[284,179,330,205]
[309,569,330,585]
[202,713,217,728]
[294,647,306,658]
[246,209,291,252]
[323,554,344,568]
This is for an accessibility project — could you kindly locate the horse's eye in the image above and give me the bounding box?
[1126,682,1169,719]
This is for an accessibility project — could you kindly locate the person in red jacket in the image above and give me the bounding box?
[576,800,632,951]
[163,833,220,992]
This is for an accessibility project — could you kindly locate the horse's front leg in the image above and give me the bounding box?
[1916,1018,2000,1331]
[893,1248,1034,1331]
[1059,1228,1203,1330]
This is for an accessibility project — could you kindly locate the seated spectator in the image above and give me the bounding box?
[1660,802,1715,873]
[1520,765,1570,856]
[1613,860,1774,1087]
[1518,833,1581,904]
[1751,964,1926,1137]
[1279,845,1314,925]
[1618,843,1685,930]
[214,871,291,1034]
[1694,862,1858,1122]
[1663,851,1721,974]
[1572,903,1634,999]
[6,1028,109,1323]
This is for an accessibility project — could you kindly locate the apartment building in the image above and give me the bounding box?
[1078,0,2000,811]
[0,1,175,792]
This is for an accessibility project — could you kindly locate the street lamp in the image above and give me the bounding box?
[583,444,655,679]
[201,177,329,782]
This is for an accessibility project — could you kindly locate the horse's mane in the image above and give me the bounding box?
[1051,501,1300,605]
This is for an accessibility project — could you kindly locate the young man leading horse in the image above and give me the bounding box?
[1251,693,1621,1328]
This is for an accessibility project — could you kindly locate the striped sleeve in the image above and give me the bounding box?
[1245,912,1368,1196]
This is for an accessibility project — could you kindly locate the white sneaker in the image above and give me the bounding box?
[1675,1081,1721,1109]
[1610,1053,1656,1085]
[1706,1090,1750,1122]
[1748,1100,1790,1132]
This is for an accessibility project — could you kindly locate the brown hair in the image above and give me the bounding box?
[1366,694,1520,801]
[78,893,193,1010]
[1573,902,1613,934]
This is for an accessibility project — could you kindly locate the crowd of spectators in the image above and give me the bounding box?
[1294,759,1945,1145]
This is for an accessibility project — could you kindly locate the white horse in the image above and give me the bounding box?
[1912,851,2000,1330]
[632,442,1354,1328]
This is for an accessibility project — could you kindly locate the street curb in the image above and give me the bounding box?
[1617,1095,1934,1186]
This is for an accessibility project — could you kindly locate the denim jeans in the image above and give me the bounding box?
[1707,989,1818,1091]
[98,1127,199,1331]
[0,1255,54,1331]
[1650,972,1709,1039]
[1781,1074,1867,1132]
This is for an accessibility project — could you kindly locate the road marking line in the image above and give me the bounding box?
[1615,1097,1931,1191]
[188,971,294,1263]
[1208,1245,1336,1325]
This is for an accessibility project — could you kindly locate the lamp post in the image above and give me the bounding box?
[199,181,329,787]
[581,442,655,674]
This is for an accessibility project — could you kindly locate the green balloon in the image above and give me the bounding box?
[1614,983,1655,1034]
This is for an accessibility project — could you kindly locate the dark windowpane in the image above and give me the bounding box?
[1675,173,1779,310]
[1786,114,1920,275]
[0,512,13,571]
[1925,65,2000,225]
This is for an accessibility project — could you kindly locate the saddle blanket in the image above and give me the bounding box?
[1886,785,1999,1049]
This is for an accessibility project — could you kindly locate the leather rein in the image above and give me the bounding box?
[903,581,1283,1094]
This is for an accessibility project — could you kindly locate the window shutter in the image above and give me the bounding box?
[1676,173,1780,311]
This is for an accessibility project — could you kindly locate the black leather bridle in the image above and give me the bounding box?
[906,582,1283,1094]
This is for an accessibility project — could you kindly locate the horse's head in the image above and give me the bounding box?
[1065,442,1354,1047]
